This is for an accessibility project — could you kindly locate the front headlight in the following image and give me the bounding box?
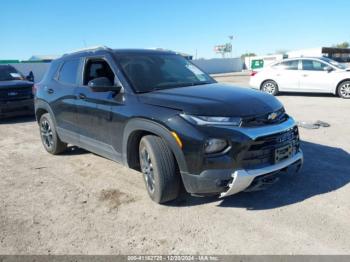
[180,114,241,126]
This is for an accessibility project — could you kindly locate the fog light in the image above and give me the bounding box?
[205,138,228,154]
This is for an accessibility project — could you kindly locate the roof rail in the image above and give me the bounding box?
[63,45,112,56]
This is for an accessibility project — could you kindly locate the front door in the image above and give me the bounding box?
[299,59,334,92]
[75,55,123,161]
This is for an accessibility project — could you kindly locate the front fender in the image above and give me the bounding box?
[122,118,188,173]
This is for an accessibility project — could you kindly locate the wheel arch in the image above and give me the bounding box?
[35,99,57,126]
[122,118,188,174]
[336,79,350,95]
[260,79,278,90]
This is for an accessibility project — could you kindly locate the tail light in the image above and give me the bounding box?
[250,71,258,76]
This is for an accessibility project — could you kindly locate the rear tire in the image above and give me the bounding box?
[139,135,180,203]
[39,113,67,154]
[337,80,350,99]
[261,80,279,96]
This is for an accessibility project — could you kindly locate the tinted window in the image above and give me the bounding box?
[83,59,115,85]
[273,60,299,70]
[302,60,327,71]
[115,53,214,93]
[58,59,80,84]
[0,65,23,81]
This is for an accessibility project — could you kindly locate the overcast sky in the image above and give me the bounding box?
[1,0,349,60]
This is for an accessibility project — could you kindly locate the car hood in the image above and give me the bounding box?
[0,80,33,89]
[138,83,283,117]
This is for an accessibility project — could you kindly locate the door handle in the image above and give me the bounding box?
[47,88,54,94]
[78,93,86,99]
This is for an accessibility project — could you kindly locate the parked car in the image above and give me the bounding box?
[0,65,35,118]
[34,47,303,203]
[250,57,350,99]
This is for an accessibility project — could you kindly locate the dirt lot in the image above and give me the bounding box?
[1,75,350,254]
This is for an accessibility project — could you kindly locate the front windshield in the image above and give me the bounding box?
[320,57,348,70]
[0,65,24,81]
[115,53,215,93]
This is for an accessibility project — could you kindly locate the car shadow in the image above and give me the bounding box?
[60,146,89,156]
[278,92,337,98]
[170,141,350,209]
[0,115,35,124]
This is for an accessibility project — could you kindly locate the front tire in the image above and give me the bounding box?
[337,81,350,99]
[139,135,180,203]
[261,80,279,96]
[39,113,67,154]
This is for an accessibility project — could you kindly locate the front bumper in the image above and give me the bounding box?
[181,150,303,196]
[181,150,303,197]
[178,115,303,196]
[0,98,34,118]
[220,151,303,197]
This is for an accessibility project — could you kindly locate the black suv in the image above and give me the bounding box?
[0,65,34,118]
[35,47,303,203]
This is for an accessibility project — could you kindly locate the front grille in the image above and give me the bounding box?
[0,86,33,101]
[241,108,288,127]
[241,126,300,169]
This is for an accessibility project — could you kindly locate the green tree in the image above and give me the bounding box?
[241,52,256,59]
[333,42,349,48]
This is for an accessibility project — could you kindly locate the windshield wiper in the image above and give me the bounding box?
[189,81,212,86]
[155,81,212,89]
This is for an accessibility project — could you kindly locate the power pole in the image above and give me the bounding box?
[228,35,234,58]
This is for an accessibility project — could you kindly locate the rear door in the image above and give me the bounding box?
[271,59,301,91]
[49,58,80,142]
[299,59,335,92]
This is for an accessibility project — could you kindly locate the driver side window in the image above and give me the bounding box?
[302,60,327,71]
[83,58,115,86]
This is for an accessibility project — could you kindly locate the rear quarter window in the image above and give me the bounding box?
[40,60,60,83]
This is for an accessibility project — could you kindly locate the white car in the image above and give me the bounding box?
[249,57,350,99]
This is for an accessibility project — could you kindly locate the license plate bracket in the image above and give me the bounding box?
[275,144,293,163]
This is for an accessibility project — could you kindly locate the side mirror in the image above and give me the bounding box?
[324,66,333,73]
[26,71,34,82]
[88,77,121,93]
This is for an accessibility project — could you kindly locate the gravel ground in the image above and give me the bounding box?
[0,75,349,254]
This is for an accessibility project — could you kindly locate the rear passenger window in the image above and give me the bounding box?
[277,60,299,70]
[58,59,80,84]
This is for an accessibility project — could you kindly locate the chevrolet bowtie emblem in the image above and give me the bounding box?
[268,112,278,120]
